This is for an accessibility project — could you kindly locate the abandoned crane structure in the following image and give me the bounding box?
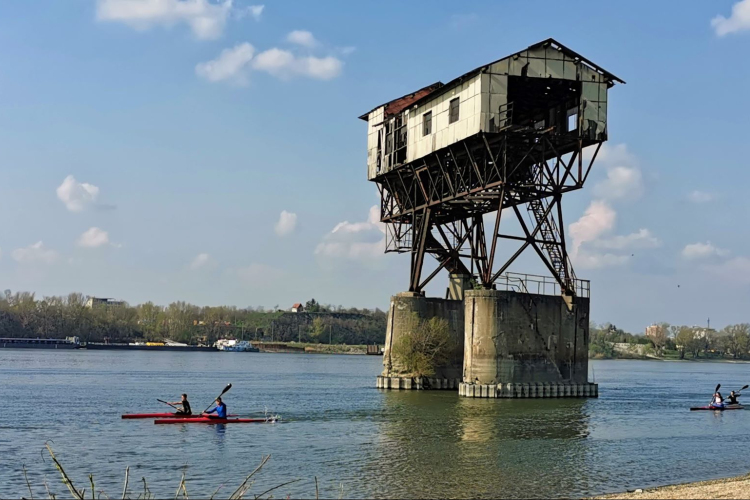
[360,39,623,398]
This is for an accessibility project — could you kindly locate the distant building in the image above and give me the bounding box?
[85,297,126,309]
[645,324,665,339]
[692,327,716,340]
[291,303,304,313]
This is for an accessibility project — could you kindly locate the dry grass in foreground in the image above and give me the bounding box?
[593,473,750,499]
[22,443,337,500]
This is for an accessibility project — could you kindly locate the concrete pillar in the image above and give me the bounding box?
[462,289,592,387]
[381,292,464,383]
[447,273,472,301]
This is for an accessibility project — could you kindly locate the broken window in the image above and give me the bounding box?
[567,110,578,132]
[449,98,460,124]
[423,111,432,136]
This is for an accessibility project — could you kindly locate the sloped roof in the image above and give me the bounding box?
[359,38,624,121]
[358,83,443,121]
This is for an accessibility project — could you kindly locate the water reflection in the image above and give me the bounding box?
[368,392,591,499]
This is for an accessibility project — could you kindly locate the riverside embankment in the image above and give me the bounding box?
[595,473,750,499]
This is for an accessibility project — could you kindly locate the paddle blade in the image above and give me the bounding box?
[716,384,721,393]
[220,383,232,396]
[742,385,749,391]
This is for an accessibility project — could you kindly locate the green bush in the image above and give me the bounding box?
[391,313,455,378]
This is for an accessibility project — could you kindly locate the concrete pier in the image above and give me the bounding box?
[460,289,594,398]
[380,292,464,384]
[458,381,598,398]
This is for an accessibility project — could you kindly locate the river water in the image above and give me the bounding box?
[1,350,750,499]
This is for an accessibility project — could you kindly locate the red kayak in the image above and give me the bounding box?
[122,413,238,419]
[690,404,744,411]
[154,416,278,424]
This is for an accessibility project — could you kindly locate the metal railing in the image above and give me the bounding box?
[494,272,590,298]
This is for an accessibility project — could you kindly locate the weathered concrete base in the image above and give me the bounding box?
[458,381,598,398]
[379,292,464,388]
[377,375,460,390]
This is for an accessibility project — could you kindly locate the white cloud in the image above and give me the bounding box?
[77,227,112,248]
[195,42,255,84]
[712,0,750,36]
[688,190,714,203]
[569,201,659,270]
[252,48,342,80]
[96,0,233,40]
[235,4,264,20]
[593,165,643,200]
[586,143,644,201]
[190,252,214,269]
[315,205,385,261]
[593,229,660,250]
[287,30,317,47]
[196,41,343,84]
[274,210,297,236]
[682,241,729,260]
[569,200,616,256]
[56,175,100,212]
[12,241,59,265]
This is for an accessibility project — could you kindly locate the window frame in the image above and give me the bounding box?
[449,98,460,124]
[423,111,432,136]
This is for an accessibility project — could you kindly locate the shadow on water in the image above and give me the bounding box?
[366,391,592,499]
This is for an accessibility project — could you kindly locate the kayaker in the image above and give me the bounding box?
[711,391,725,408]
[726,391,740,405]
[169,394,192,415]
[204,397,227,419]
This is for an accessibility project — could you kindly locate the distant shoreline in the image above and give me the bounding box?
[590,355,750,364]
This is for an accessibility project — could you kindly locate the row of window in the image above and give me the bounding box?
[422,97,460,136]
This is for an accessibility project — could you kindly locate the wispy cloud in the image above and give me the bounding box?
[682,241,729,260]
[12,241,59,265]
[569,144,659,269]
[688,190,714,203]
[235,4,264,21]
[711,0,750,36]
[274,210,297,237]
[77,227,116,248]
[286,30,317,47]
[315,206,385,262]
[591,144,644,201]
[196,42,256,84]
[190,252,215,269]
[196,35,344,84]
[96,0,233,40]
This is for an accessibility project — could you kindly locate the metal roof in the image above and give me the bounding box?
[359,38,624,121]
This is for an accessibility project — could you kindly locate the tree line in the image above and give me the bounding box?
[0,291,387,346]
[589,321,750,360]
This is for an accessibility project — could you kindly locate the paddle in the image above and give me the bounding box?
[202,383,232,414]
[723,384,749,403]
[157,399,181,411]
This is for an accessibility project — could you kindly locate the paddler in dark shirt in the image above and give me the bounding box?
[204,397,227,418]
[169,394,192,415]
[726,391,740,405]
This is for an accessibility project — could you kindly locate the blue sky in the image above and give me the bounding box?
[1,0,749,332]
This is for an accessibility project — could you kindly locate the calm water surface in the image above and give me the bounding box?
[1,350,750,498]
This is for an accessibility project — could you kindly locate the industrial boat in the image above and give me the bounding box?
[215,339,259,352]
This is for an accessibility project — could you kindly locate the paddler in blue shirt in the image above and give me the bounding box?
[204,397,227,418]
